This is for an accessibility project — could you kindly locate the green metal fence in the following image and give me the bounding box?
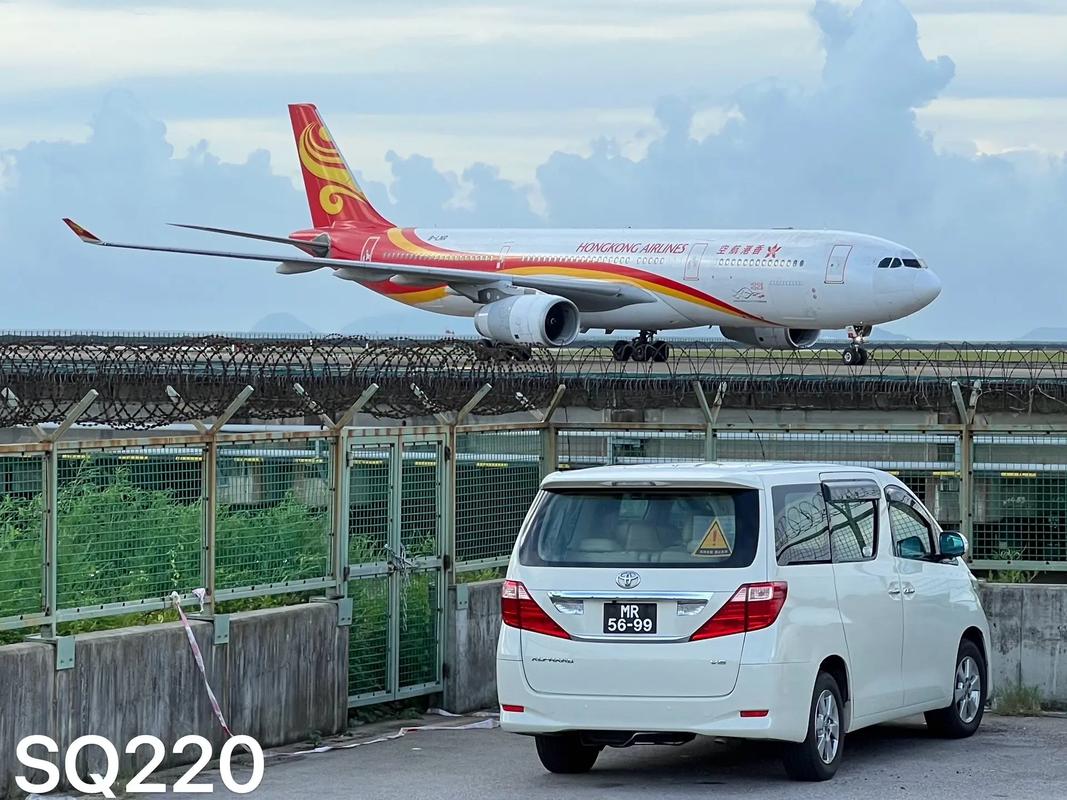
[214,437,334,599]
[0,453,45,629]
[56,443,204,616]
[3,417,1067,707]
[454,426,543,570]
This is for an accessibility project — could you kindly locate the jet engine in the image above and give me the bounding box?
[719,326,820,349]
[474,294,580,347]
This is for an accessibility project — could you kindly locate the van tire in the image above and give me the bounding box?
[534,733,601,774]
[781,671,845,781]
[924,640,986,738]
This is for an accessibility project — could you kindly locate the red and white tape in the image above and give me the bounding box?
[170,591,234,738]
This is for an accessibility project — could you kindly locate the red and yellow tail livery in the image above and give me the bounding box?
[288,103,392,230]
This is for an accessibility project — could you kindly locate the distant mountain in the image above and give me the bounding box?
[250,313,317,334]
[1018,327,1067,342]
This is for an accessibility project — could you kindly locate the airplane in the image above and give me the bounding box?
[63,103,941,367]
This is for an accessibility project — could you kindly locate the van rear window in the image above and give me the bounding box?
[518,489,760,568]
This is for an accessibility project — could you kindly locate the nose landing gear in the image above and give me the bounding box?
[612,331,670,363]
[842,325,872,366]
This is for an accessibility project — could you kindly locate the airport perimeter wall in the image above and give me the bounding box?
[0,603,347,800]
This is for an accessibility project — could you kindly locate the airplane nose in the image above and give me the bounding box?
[914,269,941,306]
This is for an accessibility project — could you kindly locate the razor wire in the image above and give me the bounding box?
[2,334,1067,427]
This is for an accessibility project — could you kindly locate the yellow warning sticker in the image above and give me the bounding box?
[693,519,732,558]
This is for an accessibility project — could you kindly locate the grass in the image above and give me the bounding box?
[995,682,1045,715]
[990,549,1039,583]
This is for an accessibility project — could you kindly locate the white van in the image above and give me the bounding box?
[496,462,991,781]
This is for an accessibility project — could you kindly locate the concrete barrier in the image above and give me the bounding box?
[444,580,504,714]
[980,583,1067,707]
[0,603,348,799]
[443,580,1067,712]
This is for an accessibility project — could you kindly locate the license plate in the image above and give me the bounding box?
[603,602,657,634]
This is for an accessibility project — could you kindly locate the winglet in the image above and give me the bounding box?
[62,218,102,244]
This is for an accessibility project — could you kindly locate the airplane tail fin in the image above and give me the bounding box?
[288,103,392,230]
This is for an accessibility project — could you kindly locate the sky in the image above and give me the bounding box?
[1,0,1066,340]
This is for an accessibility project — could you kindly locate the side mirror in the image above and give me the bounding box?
[897,535,926,560]
[939,531,967,559]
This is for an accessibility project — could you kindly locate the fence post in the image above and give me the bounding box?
[330,426,350,599]
[694,381,726,461]
[201,386,254,617]
[40,444,57,640]
[540,385,566,478]
[329,385,379,602]
[36,389,98,647]
[951,380,981,545]
[201,436,217,616]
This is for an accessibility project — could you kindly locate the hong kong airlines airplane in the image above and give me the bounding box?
[64,104,941,366]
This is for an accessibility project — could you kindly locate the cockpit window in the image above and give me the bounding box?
[889,257,902,268]
[902,258,923,269]
[877,257,891,269]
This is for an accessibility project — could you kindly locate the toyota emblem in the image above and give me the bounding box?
[616,570,641,589]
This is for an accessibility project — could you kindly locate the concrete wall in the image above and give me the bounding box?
[980,583,1067,707]
[0,603,348,799]
[444,581,504,714]
[443,580,1067,713]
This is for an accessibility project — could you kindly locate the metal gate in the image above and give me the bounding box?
[346,431,447,706]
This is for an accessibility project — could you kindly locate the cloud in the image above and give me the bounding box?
[1,0,1065,341]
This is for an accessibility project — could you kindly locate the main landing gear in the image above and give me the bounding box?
[611,331,670,363]
[842,325,873,367]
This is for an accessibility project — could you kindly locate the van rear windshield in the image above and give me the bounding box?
[518,488,760,568]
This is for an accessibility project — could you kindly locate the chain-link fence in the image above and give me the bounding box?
[3,418,1067,707]
[56,443,204,615]
[214,437,334,599]
[455,427,543,569]
[972,434,1067,564]
[0,452,45,629]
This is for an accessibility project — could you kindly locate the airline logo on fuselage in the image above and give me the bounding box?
[717,243,782,257]
[576,241,689,255]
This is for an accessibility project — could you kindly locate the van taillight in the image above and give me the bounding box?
[501,580,570,640]
[689,582,787,641]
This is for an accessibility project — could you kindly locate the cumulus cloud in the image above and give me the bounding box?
[1,0,1065,339]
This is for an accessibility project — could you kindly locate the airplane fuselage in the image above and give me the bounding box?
[300,225,942,334]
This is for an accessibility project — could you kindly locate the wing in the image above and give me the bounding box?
[168,223,330,257]
[62,219,655,311]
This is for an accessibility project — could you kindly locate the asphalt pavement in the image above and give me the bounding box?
[150,712,1067,800]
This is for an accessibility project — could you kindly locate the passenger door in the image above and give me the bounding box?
[887,487,958,707]
[824,244,851,284]
[822,480,904,719]
[684,242,708,281]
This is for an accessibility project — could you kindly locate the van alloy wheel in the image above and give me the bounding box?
[815,690,841,764]
[955,655,982,724]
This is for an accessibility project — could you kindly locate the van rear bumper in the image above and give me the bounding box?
[496,659,815,743]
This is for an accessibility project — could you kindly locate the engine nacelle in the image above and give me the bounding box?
[719,326,821,349]
[474,294,580,347]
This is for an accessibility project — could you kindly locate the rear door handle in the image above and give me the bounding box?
[902,584,916,596]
